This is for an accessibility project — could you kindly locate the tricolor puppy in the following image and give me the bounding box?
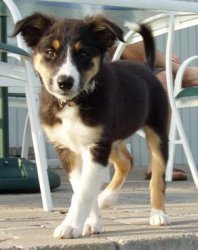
[13,13,170,239]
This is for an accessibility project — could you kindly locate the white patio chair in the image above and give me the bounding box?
[1,0,53,211]
[165,14,198,187]
[113,12,198,187]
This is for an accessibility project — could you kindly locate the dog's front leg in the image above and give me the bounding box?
[53,148,107,239]
[83,199,103,236]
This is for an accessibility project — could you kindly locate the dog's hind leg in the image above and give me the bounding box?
[98,140,133,209]
[144,126,170,226]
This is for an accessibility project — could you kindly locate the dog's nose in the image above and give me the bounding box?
[57,75,74,91]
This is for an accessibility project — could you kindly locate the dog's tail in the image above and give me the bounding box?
[125,22,155,72]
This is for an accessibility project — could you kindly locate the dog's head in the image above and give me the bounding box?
[13,13,124,101]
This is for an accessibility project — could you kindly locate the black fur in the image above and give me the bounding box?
[138,24,155,71]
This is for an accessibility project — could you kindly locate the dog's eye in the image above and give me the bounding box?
[45,48,56,59]
[78,51,90,61]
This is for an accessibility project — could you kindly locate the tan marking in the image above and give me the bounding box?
[83,56,101,84]
[74,41,82,51]
[52,39,61,50]
[33,54,51,81]
[106,140,133,191]
[144,126,166,212]
[33,53,52,92]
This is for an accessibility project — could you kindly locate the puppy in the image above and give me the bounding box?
[13,13,170,239]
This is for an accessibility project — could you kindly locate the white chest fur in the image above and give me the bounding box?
[43,105,102,154]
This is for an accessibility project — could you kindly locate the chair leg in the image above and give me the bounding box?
[21,113,31,159]
[175,111,198,188]
[178,123,198,188]
[31,122,53,211]
[166,116,177,182]
[24,62,53,211]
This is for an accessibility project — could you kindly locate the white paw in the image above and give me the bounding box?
[82,217,103,236]
[98,189,118,209]
[150,208,170,226]
[53,223,82,239]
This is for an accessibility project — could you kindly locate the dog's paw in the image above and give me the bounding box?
[98,189,118,209]
[82,217,103,236]
[150,208,170,226]
[53,223,82,239]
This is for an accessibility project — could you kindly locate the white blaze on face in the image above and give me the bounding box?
[53,47,80,99]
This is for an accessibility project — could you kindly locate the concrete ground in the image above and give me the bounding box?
[0,166,198,250]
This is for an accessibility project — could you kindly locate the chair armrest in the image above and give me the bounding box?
[0,42,30,57]
[174,55,198,96]
[176,86,198,98]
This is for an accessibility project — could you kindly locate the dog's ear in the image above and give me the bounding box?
[12,13,55,49]
[85,16,124,52]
